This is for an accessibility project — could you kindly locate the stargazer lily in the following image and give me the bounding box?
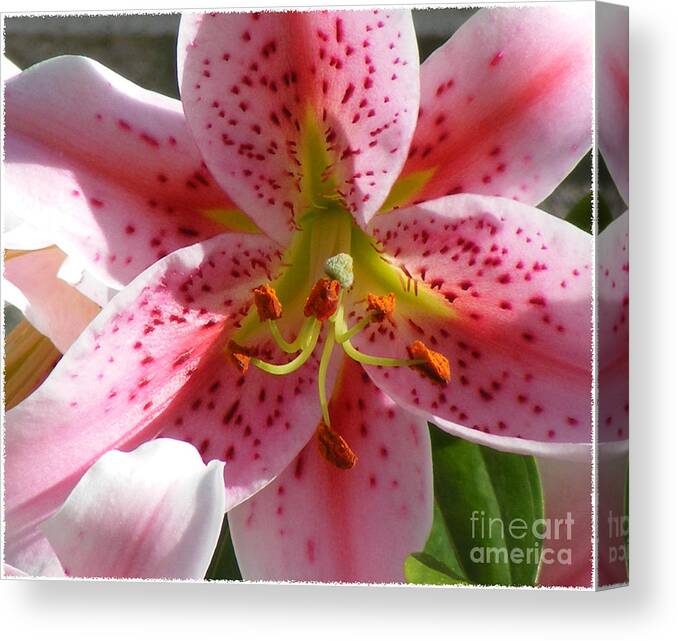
[5,6,610,582]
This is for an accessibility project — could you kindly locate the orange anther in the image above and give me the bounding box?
[227,340,253,374]
[407,340,451,386]
[303,278,341,322]
[366,292,396,322]
[253,284,282,321]
[316,421,358,470]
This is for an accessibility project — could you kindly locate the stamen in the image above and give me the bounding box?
[334,314,371,343]
[324,253,354,288]
[407,340,452,386]
[304,278,341,321]
[316,420,358,470]
[227,340,253,374]
[334,292,396,343]
[249,321,321,375]
[268,317,314,354]
[253,284,282,321]
[342,339,424,369]
[366,292,396,322]
[333,301,426,368]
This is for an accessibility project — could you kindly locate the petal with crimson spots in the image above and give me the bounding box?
[42,439,225,579]
[4,246,101,352]
[228,358,432,583]
[598,212,629,443]
[387,6,593,210]
[4,231,283,552]
[159,326,341,510]
[357,194,593,457]
[178,10,419,244]
[4,56,247,289]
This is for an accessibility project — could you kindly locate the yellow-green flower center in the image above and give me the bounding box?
[229,206,452,468]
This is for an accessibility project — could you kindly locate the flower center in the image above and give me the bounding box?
[227,208,451,470]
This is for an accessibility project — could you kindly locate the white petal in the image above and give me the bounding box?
[41,438,226,580]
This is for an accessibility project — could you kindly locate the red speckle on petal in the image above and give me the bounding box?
[490,50,504,67]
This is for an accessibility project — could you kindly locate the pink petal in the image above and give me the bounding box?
[536,455,592,587]
[3,565,28,578]
[42,439,225,579]
[390,6,593,209]
[228,358,432,583]
[57,255,118,308]
[598,6,629,204]
[5,231,284,552]
[598,212,629,444]
[358,194,593,457]
[4,55,245,289]
[178,10,419,243]
[4,246,102,352]
[3,531,64,578]
[158,335,336,511]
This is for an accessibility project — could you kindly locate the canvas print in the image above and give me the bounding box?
[1,2,629,588]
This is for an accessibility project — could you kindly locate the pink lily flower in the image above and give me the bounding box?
[5,7,616,583]
[4,439,226,580]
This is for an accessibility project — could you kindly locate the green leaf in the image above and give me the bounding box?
[404,553,468,586]
[420,501,468,581]
[205,515,242,581]
[565,191,613,233]
[407,427,544,587]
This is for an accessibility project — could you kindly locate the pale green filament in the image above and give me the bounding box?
[333,303,424,369]
[250,321,321,375]
[317,329,336,427]
[268,318,314,354]
[334,313,372,344]
[248,297,425,377]
[341,338,423,368]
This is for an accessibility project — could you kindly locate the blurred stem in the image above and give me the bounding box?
[5,320,61,409]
